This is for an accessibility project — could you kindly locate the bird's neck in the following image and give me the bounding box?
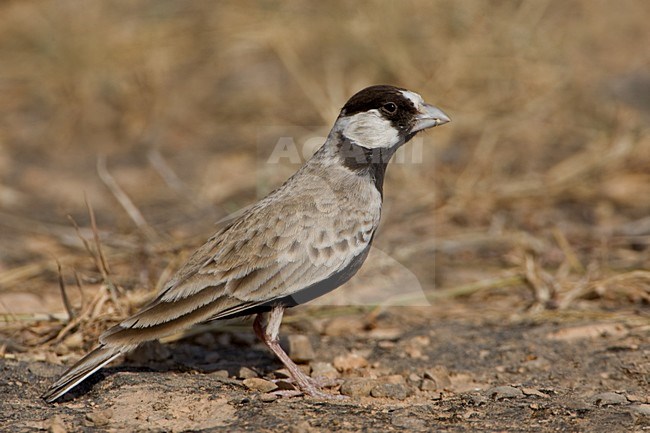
[308,131,399,197]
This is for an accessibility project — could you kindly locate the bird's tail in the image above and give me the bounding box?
[42,345,123,403]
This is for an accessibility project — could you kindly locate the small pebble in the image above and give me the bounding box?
[288,335,315,363]
[340,378,376,397]
[62,333,83,351]
[333,353,368,371]
[210,369,229,379]
[381,374,405,384]
[273,368,291,379]
[260,393,279,403]
[274,380,296,391]
[310,362,339,380]
[391,414,426,429]
[420,378,438,391]
[521,387,550,398]
[590,392,628,406]
[366,328,402,341]
[626,394,647,403]
[238,366,258,379]
[243,378,278,393]
[403,335,430,359]
[371,383,414,400]
[424,366,451,389]
[487,386,524,400]
[85,409,113,427]
[378,341,396,349]
[289,421,315,433]
[48,415,67,433]
[468,393,488,406]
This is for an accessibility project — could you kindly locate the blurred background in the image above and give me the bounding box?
[0,0,648,335]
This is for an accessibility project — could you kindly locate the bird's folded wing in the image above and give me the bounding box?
[100,198,376,347]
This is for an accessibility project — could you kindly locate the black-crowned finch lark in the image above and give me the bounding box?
[43,85,450,402]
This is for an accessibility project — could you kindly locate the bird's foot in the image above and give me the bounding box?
[270,376,346,400]
[269,387,347,400]
[272,375,341,389]
[297,376,348,400]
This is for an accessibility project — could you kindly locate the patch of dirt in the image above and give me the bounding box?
[2,303,648,432]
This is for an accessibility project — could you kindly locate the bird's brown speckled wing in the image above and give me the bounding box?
[100,186,378,347]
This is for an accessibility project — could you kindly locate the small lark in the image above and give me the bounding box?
[43,85,450,402]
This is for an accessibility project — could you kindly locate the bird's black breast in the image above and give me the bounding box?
[336,134,398,197]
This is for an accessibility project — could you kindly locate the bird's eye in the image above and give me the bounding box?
[382,102,397,114]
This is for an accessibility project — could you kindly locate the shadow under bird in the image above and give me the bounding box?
[43,84,450,402]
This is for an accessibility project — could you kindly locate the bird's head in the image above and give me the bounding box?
[334,85,450,154]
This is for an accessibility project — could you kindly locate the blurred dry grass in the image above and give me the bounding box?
[0,0,649,357]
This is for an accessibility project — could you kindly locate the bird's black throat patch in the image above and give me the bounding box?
[337,134,399,196]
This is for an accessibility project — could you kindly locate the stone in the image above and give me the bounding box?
[62,333,83,351]
[243,378,277,393]
[288,335,315,363]
[590,392,628,406]
[238,366,258,379]
[424,366,452,390]
[625,394,647,403]
[48,415,67,433]
[340,378,377,397]
[420,378,438,391]
[260,393,279,402]
[370,383,414,400]
[274,380,296,391]
[289,421,316,433]
[272,368,291,379]
[403,335,431,359]
[521,387,550,398]
[366,328,402,341]
[310,362,340,380]
[391,413,426,429]
[85,409,113,427]
[210,369,229,379]
[333,353,368,371]
[381,374,406,384]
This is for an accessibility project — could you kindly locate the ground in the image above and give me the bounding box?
[1,1,649,432]
[1,302,649,432]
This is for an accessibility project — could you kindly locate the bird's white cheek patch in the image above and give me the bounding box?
[342,111,400,149]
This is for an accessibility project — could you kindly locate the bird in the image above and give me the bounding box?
[42,84,450,402]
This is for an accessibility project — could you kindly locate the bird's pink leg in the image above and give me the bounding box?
[253,306,345,399]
